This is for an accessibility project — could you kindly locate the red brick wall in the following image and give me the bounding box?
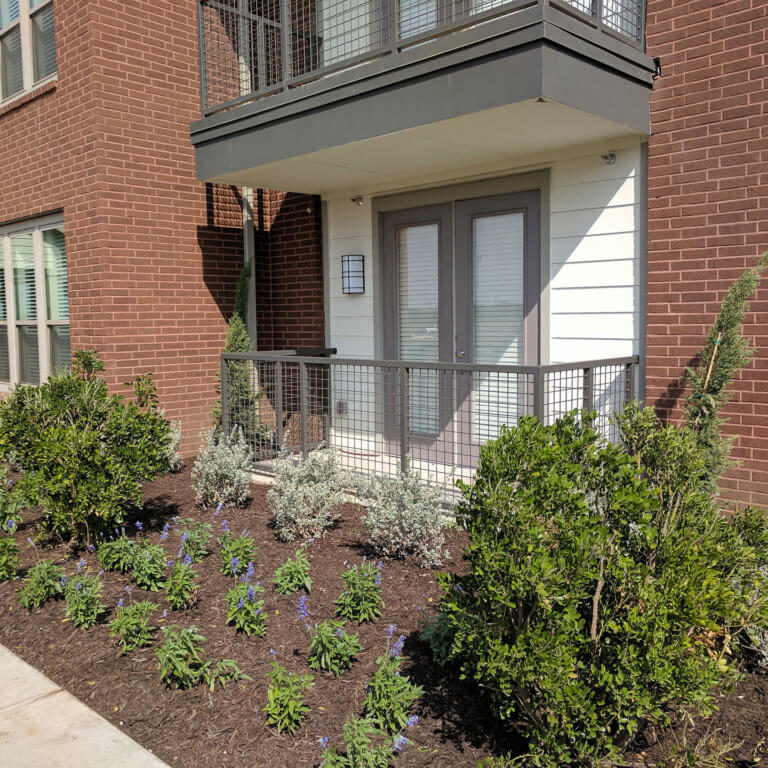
[646,0,768,505]
[0,0,246,455]
[253,190,325,352]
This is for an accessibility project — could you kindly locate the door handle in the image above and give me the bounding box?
[456,350,465,359]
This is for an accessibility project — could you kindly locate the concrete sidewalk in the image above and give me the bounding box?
[0,644,168,768]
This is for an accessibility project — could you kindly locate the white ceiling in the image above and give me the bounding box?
[211,99,646,197]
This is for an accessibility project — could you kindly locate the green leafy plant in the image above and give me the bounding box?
[684,252,768,489]
[434,409,768,767]
[335,560,383,624]
[0,465,23,533]
[273,546,312,594]
[267,449,346,541]
[97,533,137,573]
[132,542,166,591]
[308,619,362,676]
[63,571,106,628]
[320,716,400,768]
[363,629,422,732]
[109,600,157,654]
[226,581,266,636]
[0,532,19,582]
[263,662,314,734]
[177,519,212,563]
[0,350,171,545]
[192,427,253,509]
[219,528,256,577]
[18,558,65,609]
[155,625,249,691]
[164,560,198,610]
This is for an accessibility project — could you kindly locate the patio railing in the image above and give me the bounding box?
[199,0,646,114]
[221,352,639,498]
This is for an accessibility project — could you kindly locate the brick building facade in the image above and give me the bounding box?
[646,0,768,506]
[0,0,324,455]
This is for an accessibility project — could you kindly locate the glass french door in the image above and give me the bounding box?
[381,191,540,466]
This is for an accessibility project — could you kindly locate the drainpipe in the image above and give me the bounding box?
[242,186,258,350]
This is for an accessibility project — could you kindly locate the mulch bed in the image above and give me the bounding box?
[1,466,766,767]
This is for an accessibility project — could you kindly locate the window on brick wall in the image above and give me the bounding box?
[0,0,56,103]
[0,216,69,386]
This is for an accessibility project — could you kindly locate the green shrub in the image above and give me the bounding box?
[335,560,383,624]
[0,466,23,533]
[109,600,157,654]
[0,534,19,582]
[273,546,311,594]
[434,409,768,767]
[155,625,249,691]
[320,716,401,768]
[97,533,137,573]
[225,581,266,636]
[263,662,314,734]
[18,559,64,609]
[219,528,257,577]
[177,519,212,563]
[267,449,346,541]
[132,542,166,591]
[0,350,171,545]
[63,571,106,628]
[192,427,252,509]
[363,629,422,732]
[164,560,198,610]
[308,619,362,675]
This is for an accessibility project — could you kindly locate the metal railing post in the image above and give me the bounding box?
[280,0,290,87]
[583,365,594,413]
[399,364,410,475]
[275,360,283,452]
[390,0,399,55]
[625,361,636,406]
[197,1,209,114]
[221,355,231,439]
[533,367,545,423]
[300,360,309,458]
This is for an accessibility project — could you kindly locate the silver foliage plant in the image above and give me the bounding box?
[355,470,446,567]
[191,427,253,509]
[267,448,347,541]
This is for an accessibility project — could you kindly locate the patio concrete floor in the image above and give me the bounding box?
[0,643,168,767]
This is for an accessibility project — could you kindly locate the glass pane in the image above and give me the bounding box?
[29,0,48,7]
[0,0,19,29]
[12,233,36,321]
[49,324,70,372]
[1,26,23,99]
[399,0,437,39]
[43,228,67,321]
[398,223,439,434]
[17,325,39,384]
[32,3,56,81]
[0,327,9,382]
[472,212,525,441]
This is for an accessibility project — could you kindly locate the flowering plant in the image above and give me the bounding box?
[164,559,198,610]
[308,619,362,676]
[226,581,266,636]
[263,661,314,734]
[109,600,157,654]
[63,569,106,628]
[273,545,312,594]
[219,528,256,577]
[335,560,383,623]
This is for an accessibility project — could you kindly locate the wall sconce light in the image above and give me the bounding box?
[341,254,365,295]
[350,196,364,206]
[601,152,617,165]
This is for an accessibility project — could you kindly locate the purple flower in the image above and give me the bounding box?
[26,537,34,547]
[98,570,104,577]
[124,585,132,594]
[87,544,96,553]
[77,558,86,573]
[230,556,239,573]
[375,571,382,586]
[183,555,192,566]
[237,597,245,609]
[247,586,256,603]
[177,548,183,559]
[76,581,83,592]
[167,560,175,569]
[269,648,278,657]
[241,561,255,583]
[319,736,329,750]
[393,735,407,753]
[390,634,406,657]
[162,609,168,619]
[60,574,67,585]
[336,627,344,638]
[385,623,396,637]
[160,523,170,540]
[297,595,309,623]
[6,519,14,532]
[241,529,250,537]
[221,520,230,533]
[117,598,125,608]
[216,502,224,513]
[181,531,189,543]
[135,521,143,531]
[406,715,419,728]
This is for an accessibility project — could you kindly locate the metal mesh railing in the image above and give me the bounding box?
[199,0,646,113]
[221,352,638,500]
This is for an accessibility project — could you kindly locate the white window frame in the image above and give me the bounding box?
[0,0,57,105]
[0,213,68,390]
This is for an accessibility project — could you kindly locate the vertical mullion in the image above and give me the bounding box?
[19,0,33,91]
[33,227,49,381]
[5,235,19,385]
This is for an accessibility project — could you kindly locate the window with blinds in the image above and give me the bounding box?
[0,0,56,102]
[0,218,69,386]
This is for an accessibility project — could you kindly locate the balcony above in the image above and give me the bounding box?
[192,0,654,194]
